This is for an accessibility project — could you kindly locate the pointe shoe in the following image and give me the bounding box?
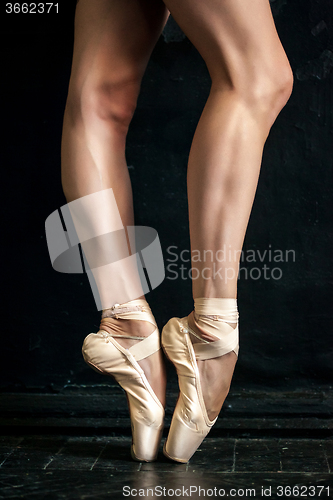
[162,298,239,463]
[82,299,164,462]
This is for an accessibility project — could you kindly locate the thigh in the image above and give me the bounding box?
[69,0,169,88]
[161,0,291,86]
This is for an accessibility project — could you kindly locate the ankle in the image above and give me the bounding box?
[99,317,155,338]
[188,297,239,346]
[187,311,219,343]
[100,299,155,338]
[101,298,149,319]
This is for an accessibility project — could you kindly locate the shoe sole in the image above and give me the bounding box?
[162,441,189,464]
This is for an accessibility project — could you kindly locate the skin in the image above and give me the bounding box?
[61,0,293,419]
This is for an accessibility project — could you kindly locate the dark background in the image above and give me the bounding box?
[1,0,332,405]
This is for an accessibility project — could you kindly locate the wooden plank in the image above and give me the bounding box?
[0,416,332,431]
[279,439,329,473]
[46,437,109,471]
[0,390,332,417]
[0,436,66,470]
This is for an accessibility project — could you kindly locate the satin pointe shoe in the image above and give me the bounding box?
[82,299,165,462]
[161,297,239,463]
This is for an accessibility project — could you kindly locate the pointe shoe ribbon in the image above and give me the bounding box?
[99,302,161,362]
[191,297,239,359]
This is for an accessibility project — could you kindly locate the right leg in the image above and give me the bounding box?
[62,0,168,221]
[61,0,169,405]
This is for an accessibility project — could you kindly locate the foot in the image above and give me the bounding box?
[187,311,237,421]
[100,314,167,408]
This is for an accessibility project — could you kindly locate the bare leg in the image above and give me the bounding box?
[163,0,294,419]
[62,0,169,405]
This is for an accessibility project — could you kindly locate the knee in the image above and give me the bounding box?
[65,72,141,134]
[252,63,294,125]
[213,58,294,128]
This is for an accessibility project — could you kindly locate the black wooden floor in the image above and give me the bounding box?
[0,435,332,499]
